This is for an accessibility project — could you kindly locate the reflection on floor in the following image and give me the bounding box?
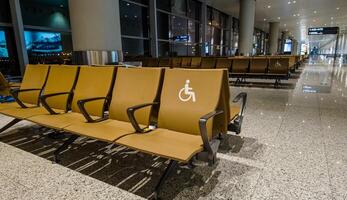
[0,59,346,200]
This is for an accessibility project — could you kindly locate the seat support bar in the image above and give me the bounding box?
[153,160,178,199]
[53,134,79,163]
[0,118,21,135]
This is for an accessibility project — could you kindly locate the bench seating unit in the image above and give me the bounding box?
[0,66,247,199]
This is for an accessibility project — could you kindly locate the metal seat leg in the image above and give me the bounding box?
[53,135,79,163]
[0,118,21,135]
[152,160,178,199]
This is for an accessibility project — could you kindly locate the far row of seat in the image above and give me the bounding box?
[0,64,247,199]
[142,55,306,87]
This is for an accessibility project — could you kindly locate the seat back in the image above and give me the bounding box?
[142,58,159,67]
[215,58,232,70]
[18,64,50,105]
[71,66,116,116]
[190,57,202,68]
[171,57,182,67]
[200,57,216,69]
[181,57,192,67]
[158,58,171,68]
[268,57,289,75]
[158,69,225,139]
[0,72,10,96]
[231,58,249,73]
[109,68,163,125]
[250,57,268,73]
[43,65,79,111]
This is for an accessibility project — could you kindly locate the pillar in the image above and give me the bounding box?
[68,0,122,64]
[291,39,298,55]
[269,22,280,55]
[9,0,28,75]
[238,0,256,56]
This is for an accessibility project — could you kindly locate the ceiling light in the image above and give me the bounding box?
[278,17,281,20]
[288,1,291,4]
[336,7,340,10]
[324,23,327,26]
[314,10,317,14]
[284,24,287,26]
[297,14,300,16]
[331,17,334,20]
[293,0,296,3]
[293,14,296,17]
[264,18,267,21]
[267,5,271,8]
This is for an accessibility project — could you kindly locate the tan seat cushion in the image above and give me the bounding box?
[0,102,36,111]
[64,120,141,142]
[230,104,240,120]
[116,128,203,163]
[27,112,87,130]
[0,107,63,120]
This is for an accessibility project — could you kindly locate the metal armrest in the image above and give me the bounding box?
[127,102,159,133]
[40,92,72,114]
[198,110,224,165]
[10,88,41,108]
[77,97,109,123]
[232,92,247,118]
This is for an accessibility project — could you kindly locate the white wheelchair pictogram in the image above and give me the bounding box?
[179,80,196,102]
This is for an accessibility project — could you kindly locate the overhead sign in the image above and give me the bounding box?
[308,27,339,35]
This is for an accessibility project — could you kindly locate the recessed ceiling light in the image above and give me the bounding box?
[336,7,340,10]
[331,17,334,20]
[284,24,287,26]
[278,17,281,20]
[324,24,327,26]
[293,14,296,17]
[267,5,271,8]
[314,10,317,14]
[264,18,267,21]
[293,0,296,3]
[288,1,291,4]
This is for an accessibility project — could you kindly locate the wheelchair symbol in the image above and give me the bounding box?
[179,80,196,102]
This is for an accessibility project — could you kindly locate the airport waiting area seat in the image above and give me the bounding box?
[0,64,49,111]
[0,71,21,102]
[0,65,247,199]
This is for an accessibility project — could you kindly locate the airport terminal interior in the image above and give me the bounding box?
[0,0,346,199]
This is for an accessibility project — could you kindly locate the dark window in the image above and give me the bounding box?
[157,11,170,40]
[120,1,149,37]
[170,16,187,39]
[122,38,150,56]
[130,0,149,5]
[0,0,11,23]
[187,0,200,20]
[171,0,187,15]
[158,41,170,57]
[172,42,187,56]
[156,0,171,12]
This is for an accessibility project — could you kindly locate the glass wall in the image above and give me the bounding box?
[205,7,228,56]
[120,0,150,58]
[157,0,201,57]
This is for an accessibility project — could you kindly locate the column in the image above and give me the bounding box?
[238,0,256,56]
[149,0,158,58]
[291,39,297,55]
[9,0,28,75]
[200,0,207,56]
[68,0,122,64]
[269,22,280,55]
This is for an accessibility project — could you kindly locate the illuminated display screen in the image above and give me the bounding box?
[24,31,62,53]
[0,31,9,58]
[284,39,292,53]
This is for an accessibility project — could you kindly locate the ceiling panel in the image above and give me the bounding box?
[207,0,347,42]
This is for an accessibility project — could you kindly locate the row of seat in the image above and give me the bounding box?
[0,64,247,198]
[141,55,306,87]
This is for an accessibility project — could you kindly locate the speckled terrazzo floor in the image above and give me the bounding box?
[0,59,346,200]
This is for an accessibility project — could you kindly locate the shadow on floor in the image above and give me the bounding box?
[0,123,263,200]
